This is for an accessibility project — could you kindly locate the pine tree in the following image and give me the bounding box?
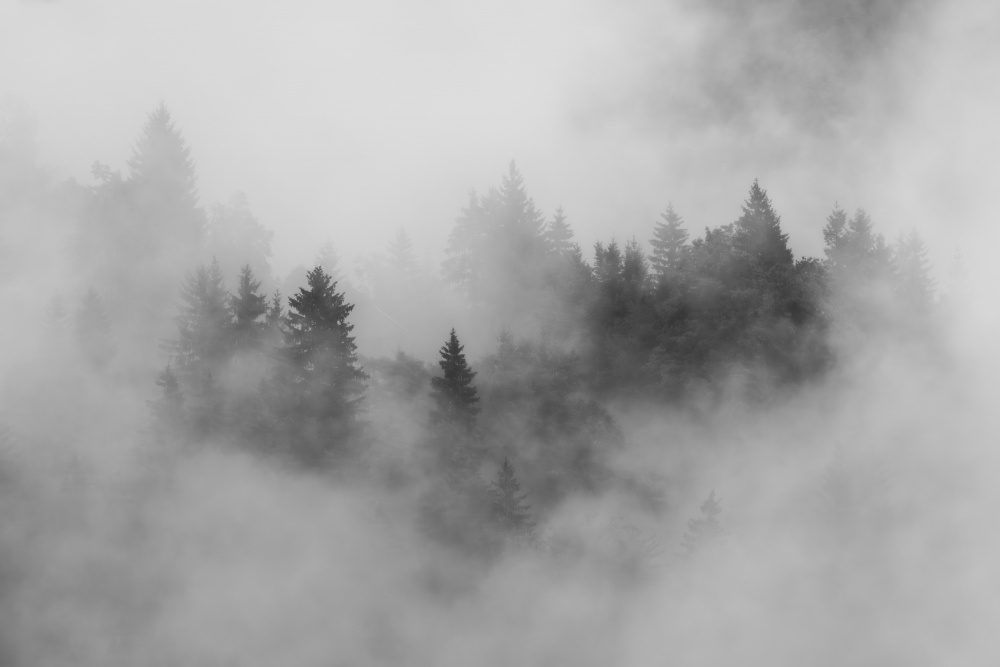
[622,237,649,296]
[430,329,480,430]
[127,102,204,254]
[490,457,535,542]
[649,203,689,277]
[277,266,367,462]
[733,180,793,273]
[545,207,576,257]
[442,189,487,293]
[74,289,116,369]
[263,289,285,349]
[229,264,267,352]
[680,489,725,559]
[822,204,849,268]
[387,227,419,282]
[172,258,231,377]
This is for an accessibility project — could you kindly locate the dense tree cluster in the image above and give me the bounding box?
[3,103,943,561]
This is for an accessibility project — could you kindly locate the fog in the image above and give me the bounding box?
[2,0,1000,664]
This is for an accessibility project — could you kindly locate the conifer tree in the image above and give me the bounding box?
[545,207,576,257]
[276,266,366,461]
[680,489,725,559]
[649,203,689,277]
[733,180,793,272]
[74,289,116,369]
[442,189,487,293]
[490,457,535,542]
[263,289,285,349]
[127,102,205,254]
[229,264,267,352]
[622,237,649,296]
[173,258,231,377]
[387,227,419,282]
[430,329,480,430]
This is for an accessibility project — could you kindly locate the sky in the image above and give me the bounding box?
[1,0,998,281]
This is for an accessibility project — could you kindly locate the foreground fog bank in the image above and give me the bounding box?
[0,298,997,665]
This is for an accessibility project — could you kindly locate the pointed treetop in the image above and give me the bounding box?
[650,202,690,276]
[430,328,480,429]
[545,207,576,257]
[733,179,792,270]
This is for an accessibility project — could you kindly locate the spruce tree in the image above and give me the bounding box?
[733,180,793,272]
[173,258,231,377]
[490,457,535,542]
[545,207,576,257]
[229,264,267,352]
[649,203,689,277]
[263,289,285,349]
[387,227,419,282]
[277,266,366,461]
[127,102,205,255]
[74,289,116,369]
[430,329,480,430]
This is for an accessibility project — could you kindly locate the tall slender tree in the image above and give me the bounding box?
[274,266,366,462]
[545,207,576,257]
[733,180,793,273]
[430,329,480,430]
[649,203,689,278]
[229,264,267,352]
[490,457,535,543]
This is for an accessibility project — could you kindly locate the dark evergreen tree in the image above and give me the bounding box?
[430,329,480,430]
[73,289,116,369]
[649,203,689,278]
[680,489,725,559]
[733,179,793,273]
[229,264,267,352]
[274,266,366,463]
[622,237,649,298]
[490,457,535,542]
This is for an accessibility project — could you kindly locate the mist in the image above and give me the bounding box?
[2,0,1000,664]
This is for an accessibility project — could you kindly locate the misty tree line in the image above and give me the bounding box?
[1,103,941,559]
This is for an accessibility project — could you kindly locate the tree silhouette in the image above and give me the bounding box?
[649,203,689,278]
[430,328,480,430]
[490,457,535,542]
